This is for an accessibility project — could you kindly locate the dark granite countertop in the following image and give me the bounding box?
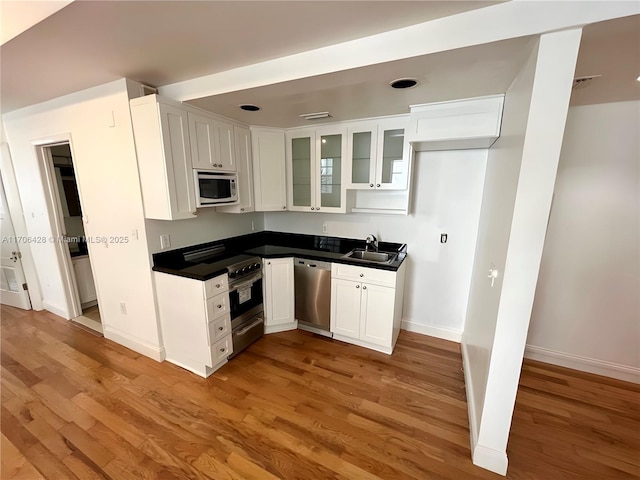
[152,231,407,281]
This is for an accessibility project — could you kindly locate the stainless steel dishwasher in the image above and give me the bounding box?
[294,258,332,337]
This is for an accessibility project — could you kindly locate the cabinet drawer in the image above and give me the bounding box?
[332,263,396,287]
[204,274,228,298]
[206,292,230,321]
[208,335,233,366]
[207,315,231,344]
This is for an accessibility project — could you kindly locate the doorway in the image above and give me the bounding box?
[44,143,102,333]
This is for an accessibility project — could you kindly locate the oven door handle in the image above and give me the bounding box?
[229,273,262,292]
[235,318,263,336]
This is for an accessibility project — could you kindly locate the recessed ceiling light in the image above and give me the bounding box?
[390,78,419,89]
[239,104,260,111]
[299,111,331,120]
[636,75,640,82]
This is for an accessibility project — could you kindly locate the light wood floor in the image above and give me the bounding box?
[1,305,638,479]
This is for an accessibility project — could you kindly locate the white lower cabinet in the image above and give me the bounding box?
[154,272,233,377]
[330,262,406,354]
[263,257,296,333]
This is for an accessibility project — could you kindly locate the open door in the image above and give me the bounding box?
[0,172,31,310]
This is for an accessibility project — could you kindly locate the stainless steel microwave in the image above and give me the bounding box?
[194,170,238,207]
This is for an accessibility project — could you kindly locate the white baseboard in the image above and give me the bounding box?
[103,326,165,362]
[401,320,462,343]
[42,301,71,319]
[525,345,640,384]
[265,321,298,334]
[332,334,393,355]
[462,339,509,476]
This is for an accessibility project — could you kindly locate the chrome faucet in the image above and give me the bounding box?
[365,234,378,252]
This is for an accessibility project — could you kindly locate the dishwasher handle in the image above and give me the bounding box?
[294,258,331,271]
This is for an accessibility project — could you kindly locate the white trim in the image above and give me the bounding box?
[42,301,70,319]
[332,333,393,355]
[401,320,462,343]
[264,321,298,334]
[462,339,509,476]
[103,326,165,362]
[525,345,640,384]
[472,444,508,476]
[165,357,223,378]
[72,315,103,334]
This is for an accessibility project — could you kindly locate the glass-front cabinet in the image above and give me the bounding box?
[347,117,410,190]
[286,128,346,213]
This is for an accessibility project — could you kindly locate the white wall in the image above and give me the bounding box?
[146,209,264,254]
[265,148,487,341]
[526,101,640,383]
[462,28,582,475]
[2,79,163,359]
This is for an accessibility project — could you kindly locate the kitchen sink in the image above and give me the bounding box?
[343,249,397,264]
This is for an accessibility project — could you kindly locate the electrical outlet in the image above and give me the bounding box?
[322,223,328,234]
[440,233,448,243]
[160,234,171,249]
[251,221,255,232]
[119,302,127,314]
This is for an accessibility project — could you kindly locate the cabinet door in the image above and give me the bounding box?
[215,120,236,171]
[360,283,395,347]
[287,130,316,212]
[316,128,346,213]
[347,122,377,190]
[376,118,410,190]
[330,278,361,339]
[252,128,287,211]
[158,103,197,219]
[217,126,254,213]
[189,113,236,172]
[264,258,295,327]
[188,112,217,170]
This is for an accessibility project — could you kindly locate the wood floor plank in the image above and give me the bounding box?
[2,304,639,480]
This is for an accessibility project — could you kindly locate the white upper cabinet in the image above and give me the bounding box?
[407,94,505,151]
[188,112,236,171]
[251,127,287,212]
[286,126,346,213]
[217,126,254,214]
[347,117,410,191]
[130,95,197,220]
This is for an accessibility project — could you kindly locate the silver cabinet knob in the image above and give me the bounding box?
[311,207,315,211]
[376,184,380,188]
[240,208,245,212]
[218,326,224,331]
[363,286,367,290]
[356,285,360,288]
[217,304,222,309]
[370,184,374,187]
[267,262,271,265]
[216,284,221,288]
[359,273,364,277]
[220,348,226,353]
[282,206,286,210]
[316,208,320,211]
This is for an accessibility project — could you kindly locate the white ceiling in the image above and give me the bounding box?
[0,0,498,113]
[1,2,637,120]
[187,37,535,128]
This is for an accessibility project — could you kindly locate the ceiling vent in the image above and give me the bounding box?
[299,111,331,120]
[572,75,602,90]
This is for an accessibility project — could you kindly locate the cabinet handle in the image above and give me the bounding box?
[356,285,360,288]
[370,184,374,187]
[311,207,315,211]
[282,206,286,210]
[240,208,245,212]
[218,326,224,331]
[363,286,367,290]
[217,304,222,309]
[316,207,320,211]
[267,262,271,265]
[376,184,381,188]
[359,273,364,277]
[220,348,226,353]
[216,284,221,288]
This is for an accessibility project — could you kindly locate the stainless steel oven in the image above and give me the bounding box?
[226,257,264,359]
